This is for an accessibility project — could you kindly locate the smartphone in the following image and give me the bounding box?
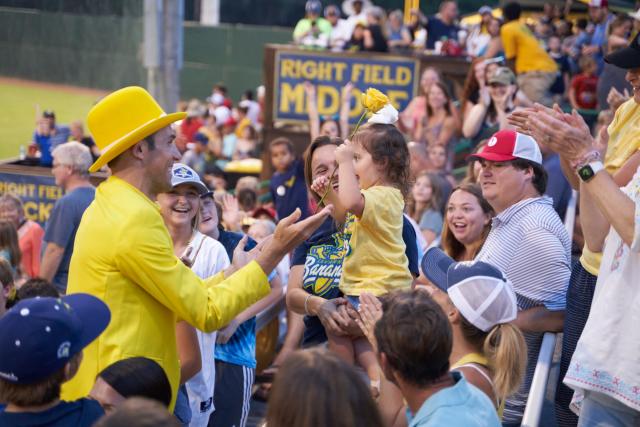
[482,56,505,65]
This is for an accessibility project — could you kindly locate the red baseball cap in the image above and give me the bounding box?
[469,130,542,165]
[589,0,608,8]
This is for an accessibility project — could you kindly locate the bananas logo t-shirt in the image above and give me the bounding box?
[292,215,419,346]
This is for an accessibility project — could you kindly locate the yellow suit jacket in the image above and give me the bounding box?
[61,176,270,408]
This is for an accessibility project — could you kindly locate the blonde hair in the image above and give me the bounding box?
[484,323,527,399]
[460,315,527,400]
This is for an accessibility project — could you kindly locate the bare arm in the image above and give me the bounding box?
[305,82,321,140]
[568,86,579,110]
[217,272,285,344]
[336,141,364,217]
[579,180,609,253]
[612,150,640,187]
[40,242,65,282]
[286,265,351,335]
[582,169,636,246]
[435,116,457,147]
[176,321,202,384]
[462,104,488,139]
[236,273,284,324]
[483,37,502,59]
[363,29,374,49]
[340,83,353,140]
[560,156,580,190]
[512,307,565,333]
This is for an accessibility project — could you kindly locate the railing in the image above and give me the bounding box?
[521,189,578,426]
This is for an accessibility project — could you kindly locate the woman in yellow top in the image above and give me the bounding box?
[60,87,333,409]
[310,115,413,392]
[422,248,527,417]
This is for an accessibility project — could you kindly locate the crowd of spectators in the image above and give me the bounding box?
[2,1,640,426]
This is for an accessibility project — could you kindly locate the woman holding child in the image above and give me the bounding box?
[286,135,419,348]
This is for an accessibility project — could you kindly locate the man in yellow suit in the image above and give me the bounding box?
[61,87,332,408]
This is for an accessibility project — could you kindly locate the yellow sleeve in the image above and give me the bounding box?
[501,24,517,60]
[115,214,270,333]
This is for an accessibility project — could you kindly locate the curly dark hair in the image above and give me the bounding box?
[351,123,410,196]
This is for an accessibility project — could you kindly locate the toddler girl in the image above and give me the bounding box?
[312,122,413,391]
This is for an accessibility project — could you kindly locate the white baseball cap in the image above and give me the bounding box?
[421,248,518,332]
[171,163,209,195]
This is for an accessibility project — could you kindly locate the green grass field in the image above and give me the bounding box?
[0,78,105,159]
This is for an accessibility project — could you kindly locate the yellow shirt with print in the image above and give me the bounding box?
[500,21,557,74]
[604,98,640,173]
[61,176,270,409]
[339,186,412,296]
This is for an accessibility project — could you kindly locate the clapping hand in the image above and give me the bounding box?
[607,87,629,112]
[509,103,596,164]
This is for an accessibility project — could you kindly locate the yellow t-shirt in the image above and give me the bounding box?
[500,21,557,74]
[339,186,412,296]
[579,246,603,276]
[604,98,640,173]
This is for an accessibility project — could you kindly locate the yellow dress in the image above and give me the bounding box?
[61,176,270,408]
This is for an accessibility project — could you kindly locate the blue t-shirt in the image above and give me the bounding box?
[214,229,260,368]
[269,159,310,221]
[425,16,460,49]
[43,186,95,293]
[543,153,571,221]
[32,126,71,167]
[0,398,104,427]
[292,216,419,346]
[406,372,500,427]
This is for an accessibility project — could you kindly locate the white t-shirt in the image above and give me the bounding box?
[184,231,230,427]
[329,19,352,51]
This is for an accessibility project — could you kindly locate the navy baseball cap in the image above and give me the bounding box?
[421,248,517,331]
[0,294,110,384]
[605,32,640,69]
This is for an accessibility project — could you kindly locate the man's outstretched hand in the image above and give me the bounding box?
[253,205,334,275]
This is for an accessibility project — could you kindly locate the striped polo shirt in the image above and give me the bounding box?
[476,196,571,424]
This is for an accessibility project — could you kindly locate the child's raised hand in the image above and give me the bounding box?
[311,175,330,196]
[335,139,355,165]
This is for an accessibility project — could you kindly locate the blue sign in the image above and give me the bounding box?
[0,172,63,227]
[274,50,419,124]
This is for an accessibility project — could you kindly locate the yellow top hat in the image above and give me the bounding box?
[87,86,186,172]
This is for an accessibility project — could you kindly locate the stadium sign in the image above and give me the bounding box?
[274,50,419,124]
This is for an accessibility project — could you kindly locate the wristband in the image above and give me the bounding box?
[571,150,601,170]
[304,294,313,316]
